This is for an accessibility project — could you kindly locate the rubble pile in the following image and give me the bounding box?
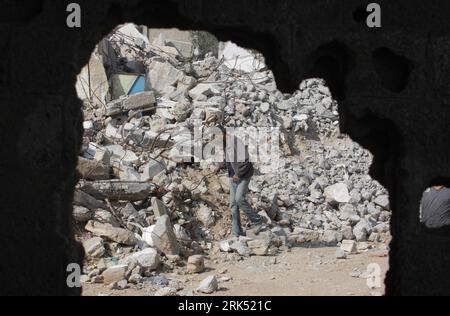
[74,24,391,294]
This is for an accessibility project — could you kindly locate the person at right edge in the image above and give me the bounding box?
[420,182,450,230]
[214,126,265,237]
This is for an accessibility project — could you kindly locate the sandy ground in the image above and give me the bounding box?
[82,246,388,296]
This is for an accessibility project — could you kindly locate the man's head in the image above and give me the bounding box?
[430,177,450,190]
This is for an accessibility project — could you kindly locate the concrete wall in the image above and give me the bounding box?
[1,0,450,295]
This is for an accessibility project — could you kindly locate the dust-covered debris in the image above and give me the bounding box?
[75,24,391,296]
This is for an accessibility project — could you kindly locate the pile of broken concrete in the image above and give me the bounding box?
[74,24,391,295]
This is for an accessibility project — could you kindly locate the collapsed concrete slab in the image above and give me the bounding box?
[105,91,156,115]
[188,83,221,101]
[123,91,156,111]
[75,51,109,108]
[85,220,137,245]
[73,190,107,210]
[78,180,156,202]
[151,215,180,255]
[147,59,183,95]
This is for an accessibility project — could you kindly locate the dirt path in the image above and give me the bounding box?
[82,246,388,296]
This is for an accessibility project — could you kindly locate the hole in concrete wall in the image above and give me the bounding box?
[306,41,354,101]
[342,112,402,189]
[419,178,450,233]
[372,47,411,93]
[74,23,390,295]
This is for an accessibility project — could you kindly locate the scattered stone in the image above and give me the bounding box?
[189,83,221,100]
[322,230,343,245]
[117,163,141,182]
[247,239,270,256]
[80,275,90,283]
[121,247,160,271]
[219,240,232,252]
[260,102,270,113]
[373,223,389,233]
[120,203,138,218]
[102,265,127,285]
[230,240,251,257]
[340,225,355,240]
[93,209,120,227]
[151,215,180,255]
[173,224,191,243]
[219,276,232,282]
[324,183,350,204]
[218,268,228,274]
[374,195,390,209]
[73,190,106,210]
[151,197,168,218]
[85,220,137,245]
[83,237,106,258]
[73,205,93,222]
[122,91,156,111]
[339,204,360,223]
[117,279,128,290]
[368,232,380,242]
[155,287,178,296]
[353,219,372,242]
[187,255,205,273]
[196,204,215,227]
[335,248,347,259]
[77,157,110,180]
[357,242,370,251]
[147,60,183,95]
[145,275,169,287]
[277,99,296,110]
[128,274,143,284]
[105,144,139,164]
[141,160,166,182]
[340,240,357,254]
[197,275,218,294]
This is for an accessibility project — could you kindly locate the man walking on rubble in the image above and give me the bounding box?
[213,125,265,237]
[420,182,450,229]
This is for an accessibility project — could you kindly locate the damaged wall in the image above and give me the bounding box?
[1,0,450,295]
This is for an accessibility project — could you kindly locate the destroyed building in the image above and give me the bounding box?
[2,0,450,296]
